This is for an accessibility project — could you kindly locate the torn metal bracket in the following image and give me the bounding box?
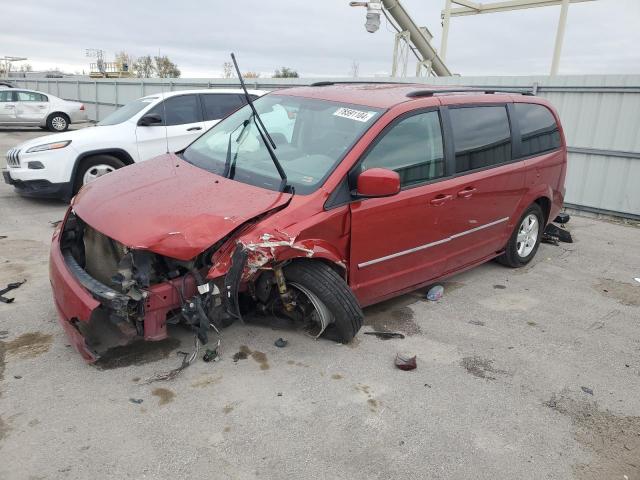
[223,244,248,323]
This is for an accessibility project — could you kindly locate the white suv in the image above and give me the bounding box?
[3,89,266,200]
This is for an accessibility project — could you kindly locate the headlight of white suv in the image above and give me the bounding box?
[26,140,72,154]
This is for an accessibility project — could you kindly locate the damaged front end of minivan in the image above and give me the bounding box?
[51,206,356,362]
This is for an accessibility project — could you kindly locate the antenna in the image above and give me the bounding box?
[158,49,170,154]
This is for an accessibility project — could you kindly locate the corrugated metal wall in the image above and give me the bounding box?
[4,75,640,218]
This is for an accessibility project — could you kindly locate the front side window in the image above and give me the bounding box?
[515,103,561,156]
[182,95,382,194]
[360,110,445,187]
[201,94,245,121]
[450,106,512,173]
[16,91,47,102]
[98,97,157,126]
[148,94,202,126]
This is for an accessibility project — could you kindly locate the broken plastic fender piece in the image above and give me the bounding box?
[395,353,417,371]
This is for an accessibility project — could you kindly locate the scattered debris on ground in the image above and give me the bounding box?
[426,285,444,301]
[364,331,405,340]
[274,338,288,348]
[542,223,573,245]
[129,398,143,404]
[395,354,417,371]
[203,339,221,362]
[581,386,594,395]
[143,335,201,383]
[0,280,26,304]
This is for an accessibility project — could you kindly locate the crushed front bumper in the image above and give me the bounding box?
[49,226,197,362]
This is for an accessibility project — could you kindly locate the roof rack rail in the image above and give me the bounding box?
[309,80,409,87]
[406,87,534,98]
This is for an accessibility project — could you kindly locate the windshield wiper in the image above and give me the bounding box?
[230,53,290,193]
[223,117,250,179]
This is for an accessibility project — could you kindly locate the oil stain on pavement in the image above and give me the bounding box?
[545,393,640,479]
[595,278,640,306]
[152,387,175,406]
[95,338,181,370]
[461,356,508,381]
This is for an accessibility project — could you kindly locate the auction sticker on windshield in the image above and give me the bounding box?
[333,107,376,122]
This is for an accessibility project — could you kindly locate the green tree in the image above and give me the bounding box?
[273,66,299,78]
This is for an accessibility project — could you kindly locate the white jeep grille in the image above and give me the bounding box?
[6,148,20,168]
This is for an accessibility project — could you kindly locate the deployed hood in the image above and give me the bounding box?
[72,154,292,260]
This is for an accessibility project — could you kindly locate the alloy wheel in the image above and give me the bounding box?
[82,164,116,185]
[516,213,539,258]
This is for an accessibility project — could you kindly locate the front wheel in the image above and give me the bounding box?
[497,203,544,268]
[73,155,125,194]
[47,113,69,132]
[284,260,363,343]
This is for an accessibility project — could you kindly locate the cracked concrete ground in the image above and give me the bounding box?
[1,128,639,480]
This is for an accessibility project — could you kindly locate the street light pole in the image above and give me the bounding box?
[550,0,570,75]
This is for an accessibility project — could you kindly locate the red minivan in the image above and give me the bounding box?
[49,83,566,361]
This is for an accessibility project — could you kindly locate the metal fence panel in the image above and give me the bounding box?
[3,75,639,218]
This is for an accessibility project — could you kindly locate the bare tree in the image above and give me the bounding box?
[349,60,360,78]
[273,67,299,78]
[222,62,234,78]
[154,55,180,78]
[243,71,260,78]
[133,55,154,78]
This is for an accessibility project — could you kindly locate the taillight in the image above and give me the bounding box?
[79,104,85,111]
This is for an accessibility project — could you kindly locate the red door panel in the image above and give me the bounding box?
[349,179,460,307]
[445,161,527,272]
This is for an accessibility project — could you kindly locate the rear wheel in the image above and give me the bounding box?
[497,203,544,268]
[47,113,69,132]
[74,155,125,194]
[284,260,363,343]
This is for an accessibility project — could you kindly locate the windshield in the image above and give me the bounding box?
[182,95,383,194]
[98,97,157,126]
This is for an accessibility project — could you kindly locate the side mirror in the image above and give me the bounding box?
[356,168,401,198]
[137,113,162,126]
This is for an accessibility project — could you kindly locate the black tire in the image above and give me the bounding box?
[73,155,125,194]
[46,112,70,132]
[284,260,363,343]
[497,203,544,268]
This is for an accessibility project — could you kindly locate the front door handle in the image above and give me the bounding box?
[5,105,15,109]
[457,187,476,198]
[430,194,453,206]
[187,126,202,131]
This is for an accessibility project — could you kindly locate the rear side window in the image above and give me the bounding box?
[149,94,202,126]
[360,110,445,187]
[0,91,14,102]
[16,91,47,102]
[201,94,245,121]
[515,103,561,156]
[449,106,512,173]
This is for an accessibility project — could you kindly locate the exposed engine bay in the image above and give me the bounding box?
[59,211,336,360]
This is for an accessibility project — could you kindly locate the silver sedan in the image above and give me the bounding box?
[0,88,87,131]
